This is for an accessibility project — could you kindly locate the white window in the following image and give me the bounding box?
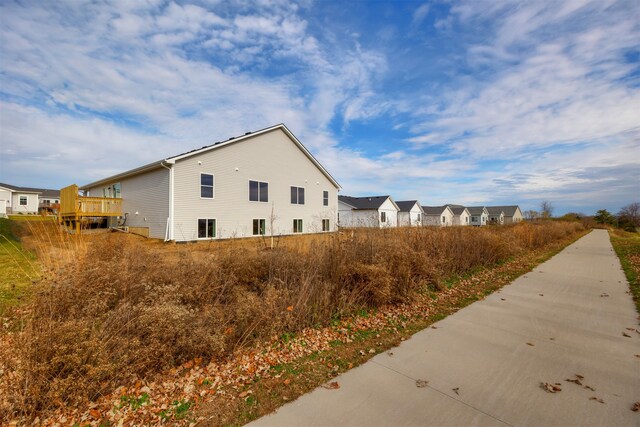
[293,219,303,233]
[442,215,445,223]
[417,213,421,222]
[253,219,266,235]
[198,219,216,238]
[291,186,305,205]
[19,196,27,206]
[322,219,330,231]
[201,174,214,198]
[249,180,268,202]
[381,212,387,223]
[323,191,329,206]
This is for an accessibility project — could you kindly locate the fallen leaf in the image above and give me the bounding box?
[416,379,429,388]
[387,351,394,357]
[322,381,340,390]
[500,298,506,301]
[287,306,293,312]
[631,401,640,412]
[584,385,595,391]
[431,326,438,329]
[589,396,605,404]
[623,332,631,338]
[283,379,290,385]
[541,382,562,393]
[526,342,535,346]
[239,391,249,398]
[369,348,376,354]
[452,387,460,395]
[566,378,583,386]
[539,294,544,296]
[626,327,635,331]
[89,409,101,419]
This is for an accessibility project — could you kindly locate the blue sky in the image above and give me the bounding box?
[1,0,639,215]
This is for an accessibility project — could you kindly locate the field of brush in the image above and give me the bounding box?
[0,219,585,422]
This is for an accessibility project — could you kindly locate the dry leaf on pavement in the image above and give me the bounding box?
[416,379,429,388]
[322,381,340,390]
[541,382,562,393]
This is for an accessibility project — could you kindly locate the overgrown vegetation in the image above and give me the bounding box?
[0,220,584,422]
[609,229,640,313]
[0,218,39,314]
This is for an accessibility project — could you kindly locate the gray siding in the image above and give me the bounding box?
[172,128,338,241]
[86,167,170,239]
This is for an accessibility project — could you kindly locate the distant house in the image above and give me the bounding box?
[487,205,524,224]
[486,207,504,225]
[396,200,423,227]
[76,124,340,241]
[422,205,454,227]
[467,206,489,226]
[447,205,471,226]
[0,182,60,215]
[338,195,399,228]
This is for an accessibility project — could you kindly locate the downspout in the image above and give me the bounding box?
[160,160,174,242]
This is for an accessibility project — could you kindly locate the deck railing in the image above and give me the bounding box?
[59,184,122,218]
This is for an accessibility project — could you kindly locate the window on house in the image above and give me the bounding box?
[113,182,121,198]
[323,191,329,206]
[19,196,27,206]
[201,174,214,198]
[293,219,303,233]
[253,219,266,235]
[291,186,305,204]
[465,217,469,223]
[472,216,478,222]
[381,212,386,223]
[442,216,445,223]
[249,180,268,202]
[417,213,421,222]
[198,219,216,238]
[55,200,59,204]
[322,219,330,231]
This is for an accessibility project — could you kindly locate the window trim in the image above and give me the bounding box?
[248,179,269,203]
[197,218,216,239]
[293,218,303,233]
[200,172,215,199]
[322,190,329,206]
[380,211,386,223]
[252,218,266,236]
[322,218,330,232]
[290,185,305,205]
[19,195,28,206]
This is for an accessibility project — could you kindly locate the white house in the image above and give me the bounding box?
[0,183,46,215]
[80,124,341,241]
[422,206,454,227]
[396,200,423,227]
[486,207,505,225]
[487,205,524,224]
[447,205,471,226]
[338,195,399,228]
[467,206,489,226]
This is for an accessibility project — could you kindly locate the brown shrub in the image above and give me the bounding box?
[0,220,584,419]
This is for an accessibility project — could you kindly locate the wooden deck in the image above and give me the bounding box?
[59,184,122,232]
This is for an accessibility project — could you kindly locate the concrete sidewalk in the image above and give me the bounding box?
[250,230,640,426]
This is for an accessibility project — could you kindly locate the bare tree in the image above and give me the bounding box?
[268,202,279,249]
[540,200,554,219]
[524,210,539,220]
[618,202,640,230]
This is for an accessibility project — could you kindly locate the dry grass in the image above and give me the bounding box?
[0,220,584,421]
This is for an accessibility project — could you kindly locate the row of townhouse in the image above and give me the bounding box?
[27,122,522,240]
[0,183,60,217]
[337,196,523,228]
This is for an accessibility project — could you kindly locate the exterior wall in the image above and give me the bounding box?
[488,213,504,224]
[338,203,379,228]
[378,198,398,228]
[0,189,10,216]
[505,208,524,224]
[172,128,338,241]
[398,205,423,227]
[10,192,39,214]
[423,209,453,227]
[453,210,470,226]
[470,212,488,226]
[85,167,170,239]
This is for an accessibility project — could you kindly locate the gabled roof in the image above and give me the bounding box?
[486,206,504,215]
[447,205,469,216]
[0,182,59,197]
[80,124,340,190]
[338,195,398,211]
[467,206,488,215]
[422,206,450,215]
[486,205,521,216]
[395,200,421,212]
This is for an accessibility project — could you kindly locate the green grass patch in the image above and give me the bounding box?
[609,229,640,314]
[0,218,39,314]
